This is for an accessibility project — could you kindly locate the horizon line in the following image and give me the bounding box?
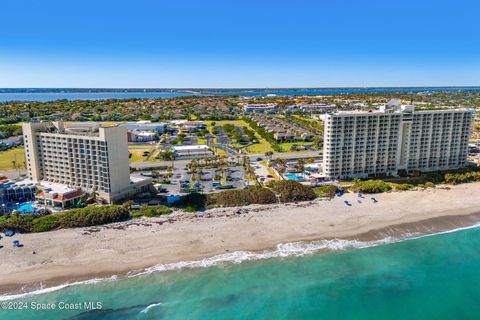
[2,86,480,90]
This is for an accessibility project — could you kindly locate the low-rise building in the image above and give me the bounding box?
[243,103,278,113]
[127,130,158,142]
[287,104,336,113]
[172,145,215,160]
[122,121,168,134]
[0,179,36,204]
[0,135,23,150]
[179,121,207,133]
[251,114,315,142]
[35,182,84,209]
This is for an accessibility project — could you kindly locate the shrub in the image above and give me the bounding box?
[313,185,338,198]
[264,180,275,188]
[184,204,199,212]
[57,205,130,228]
[131,210,144,218]
[0,215,34,233]
[31,214,61,232]
[352,180,392,193]
[424,182,435,188]
[133,205,173,218]
[182,193,207,212]
[443,171,480,184]
[272,180,317,203]
[206,187,276,207]
[391,183,413,191]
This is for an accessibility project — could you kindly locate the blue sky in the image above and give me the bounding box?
[0,0,479,88]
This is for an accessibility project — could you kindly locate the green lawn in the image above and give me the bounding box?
[0,148,26,171]
[276,141,314,152]
[206,120,249,128]
[64,121,122,126]
[267,167,280,181]
[244,140,274,154]
[128,144,156,149]
[129,150,149,162]
[148,149,161,161]
[211,146,228,156]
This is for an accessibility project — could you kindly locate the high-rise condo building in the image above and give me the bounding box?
[322,101,475,179]
[23,121,148,203]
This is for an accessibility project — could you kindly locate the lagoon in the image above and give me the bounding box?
[2,87,480,102]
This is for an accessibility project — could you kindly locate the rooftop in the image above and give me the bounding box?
[172,144,210,151]
[40,181,77,195]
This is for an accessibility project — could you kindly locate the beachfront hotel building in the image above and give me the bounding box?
[23,121,151,203]
[322,101,475,179]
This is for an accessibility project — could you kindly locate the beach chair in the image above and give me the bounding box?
[12,240,20,247]
[4,230,15,237]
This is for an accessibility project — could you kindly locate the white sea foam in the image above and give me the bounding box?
[140,302,163,313]
[133,237,398,277]
[0,275,118,302]
[2,223,480,301]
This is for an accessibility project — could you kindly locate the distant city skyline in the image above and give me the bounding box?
[1,0,479,88]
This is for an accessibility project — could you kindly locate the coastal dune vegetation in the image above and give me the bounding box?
[205,180,317,208]
[0,204,172,233]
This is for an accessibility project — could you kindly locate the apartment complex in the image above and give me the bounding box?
[23,121,149,203]
[243,103,278,113]
[322,102,475,179]
[250,114,314,142]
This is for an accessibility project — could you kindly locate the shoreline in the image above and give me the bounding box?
[1,183,480,297]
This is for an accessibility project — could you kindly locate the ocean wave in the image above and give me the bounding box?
[2,223,480,301]
[140,302,164,314]
[133,237,398,277]
[0,276,118,302]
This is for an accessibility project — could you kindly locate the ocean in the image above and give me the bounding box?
[1,87,480,102]
[2,226,480,319]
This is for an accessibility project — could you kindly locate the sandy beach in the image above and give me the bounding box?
[1,183,480,296]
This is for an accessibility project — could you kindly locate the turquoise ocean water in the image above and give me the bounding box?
[2,226,480,319]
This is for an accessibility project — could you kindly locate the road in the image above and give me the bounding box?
[129,151,321,169]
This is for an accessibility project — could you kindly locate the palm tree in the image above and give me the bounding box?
[276,158,287,168]
[162,150,176,169]
[89,186,100,203]
[352,178,361,190]
[265,151,273,161]
[277,166,286,180]
[242,156,249,168]
[246,165,258,185]
[122,200,133,210]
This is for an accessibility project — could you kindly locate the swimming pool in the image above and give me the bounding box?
[14,202,36,214]
[284,173,306,181]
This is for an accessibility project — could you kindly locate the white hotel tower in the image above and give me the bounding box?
[322,100,475,179]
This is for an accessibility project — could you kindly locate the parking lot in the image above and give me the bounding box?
[147,165,247,195]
